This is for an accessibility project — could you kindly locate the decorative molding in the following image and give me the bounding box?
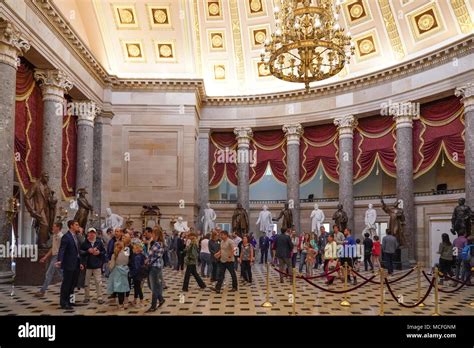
[377,0,405,60]
[450,0,473,34]
[229,0,245,82]
[34,69,73,102]
[334,115,358,139]
[0,18,30,69]
[192,0,203,76]
[205,35,474,105]
[234,127,253,148]
[283,124,303,146]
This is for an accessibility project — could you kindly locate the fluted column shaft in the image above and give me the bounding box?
[0,19,29,278]
[34,69,73,198]
[456,83,474,208]
[334,115,357,232]
[234,127,253,213]
[76,101,101,200]
[283,124,303,233]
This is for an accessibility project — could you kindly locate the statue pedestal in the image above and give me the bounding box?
[15,248,61,286]
[395,247,411,270]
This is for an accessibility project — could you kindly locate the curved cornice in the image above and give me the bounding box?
[26,0,473,107]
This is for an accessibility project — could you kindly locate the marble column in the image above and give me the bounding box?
[197,128,210,230]
[455,83,474,208]
[392,102,418,261]
[33,69,73,198]
[0,19,29,281]
[334,115,357,232]
[75,101,101,204]
[92,110,113,226]
[234,127,253,213]
[283,124,303,233]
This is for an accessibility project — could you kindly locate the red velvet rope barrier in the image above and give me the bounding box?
[384,277,435,308]
[422,271,469,293]
[272,266,339,279]
[350,266,416,285]
[302,274,377,294]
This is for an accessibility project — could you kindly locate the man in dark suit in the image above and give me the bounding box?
[259,234,270,264]
[274,228,294,283]
[56,220,83,309]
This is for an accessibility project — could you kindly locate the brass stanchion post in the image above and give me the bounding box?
[417,263,425,307]
[292,267,296,316]
[261,262,273,308]
[432,266,440,316]
[379,267,385,316]
[340,261,351,307]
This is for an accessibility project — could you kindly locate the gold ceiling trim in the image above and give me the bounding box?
[377,0,405,60]
[229,0,245,82]
[192,0,203,76]
[450,0,474,34]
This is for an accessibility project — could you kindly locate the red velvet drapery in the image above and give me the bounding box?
[353,115,396,182]
[413,96,465,177]
[15,63,43,192]
[209,132,238,188]
[250,130,286,184]
[208,96,465,187]
[300,124,339,183]
[62,110,77,198]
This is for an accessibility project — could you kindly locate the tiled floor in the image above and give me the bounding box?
[0,264,473,316]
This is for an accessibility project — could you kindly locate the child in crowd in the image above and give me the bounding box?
[130,243,146,308]
[371,235,381,270]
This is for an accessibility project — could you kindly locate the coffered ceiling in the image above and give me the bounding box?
[53,0,474,97]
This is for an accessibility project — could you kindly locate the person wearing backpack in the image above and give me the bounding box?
[461,235,474,284]
[453,232,468,280]
[437,233,455,286]
[182,232,207,292]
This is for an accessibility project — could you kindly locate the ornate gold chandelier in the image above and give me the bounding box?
[261,0,354,91]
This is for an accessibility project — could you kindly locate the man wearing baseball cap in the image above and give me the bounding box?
[80,227,106,304]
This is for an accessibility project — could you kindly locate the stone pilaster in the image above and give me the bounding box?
[197,128,210,230]
[34,69,73,199]
[283,124,303,233]
[92,110,113,226]
[0,18,29,281]
[234,127,253,213]
[334,115,357,232]
[455,83,474,208]
[75,101,101,205]
[392,102,419,260]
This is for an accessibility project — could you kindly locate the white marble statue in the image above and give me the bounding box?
[174,216,190,233]
[101,208,124,231]
[201,202,217,234]
[363,203,377,237]
[256,205,273,235]
[310,203,325,233]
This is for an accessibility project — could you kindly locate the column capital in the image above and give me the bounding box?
[455,83,474,112]
[75,100,101,127]
[334,115,357,139]
[0,18,30,69]
[387,101,420,129]
[283,124,303,145]
[234,127,253,148]
[34,69,73,103]
[198,128,211,138]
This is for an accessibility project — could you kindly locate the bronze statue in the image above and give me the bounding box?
[25,172,56,248]
[332,203,348,232]
[232,203,249,237]
[451,198,472,236]
[74,188,93,231]
[381,198,406,245]
[274,203,293,232]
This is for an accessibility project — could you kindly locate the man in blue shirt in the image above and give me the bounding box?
[259,233,270,264]
[342,228,358,285]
